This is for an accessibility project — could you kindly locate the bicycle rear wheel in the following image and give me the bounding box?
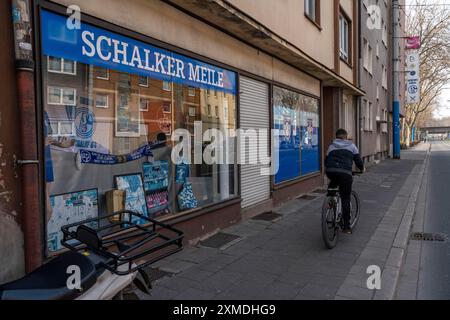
[321,198,338,249]
[349,191,360,229]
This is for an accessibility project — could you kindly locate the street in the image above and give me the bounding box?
[397,141,450,299]
[134,143,430,300]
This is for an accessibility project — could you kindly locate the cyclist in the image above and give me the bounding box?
[325,129,364,234]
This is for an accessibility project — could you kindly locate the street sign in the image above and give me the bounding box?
[406,36,421,50]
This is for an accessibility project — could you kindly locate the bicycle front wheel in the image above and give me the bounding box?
[321,198,338,249]
[349,191,360,229]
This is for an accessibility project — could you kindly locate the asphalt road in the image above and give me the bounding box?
[417,140,450,299]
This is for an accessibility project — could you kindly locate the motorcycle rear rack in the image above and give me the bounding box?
[61,210,184,275]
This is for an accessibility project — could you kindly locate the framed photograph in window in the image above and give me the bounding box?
[115,173,148,224]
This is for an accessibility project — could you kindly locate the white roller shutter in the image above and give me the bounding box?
[239,76,271,208]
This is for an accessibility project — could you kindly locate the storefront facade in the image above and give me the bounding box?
[30,0,323,258]
[1,0,368,273]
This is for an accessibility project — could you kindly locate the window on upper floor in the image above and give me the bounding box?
[47,86,77,106]
[48,56,76,75]
[362,99,373,132]
[95,92,109,108]
[162,80,171,91]
[363,38,369,70]
[138,75,148,87]
[305,0,321,26]
[94,66,109,80]
[48,121,75,137]
[339,12,351,64]
[382,20,388,46]
[382,65,387,89]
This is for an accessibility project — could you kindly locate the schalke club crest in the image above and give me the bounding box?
[75,107,95,139]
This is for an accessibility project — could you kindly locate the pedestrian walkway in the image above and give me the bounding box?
[137,145,429,300]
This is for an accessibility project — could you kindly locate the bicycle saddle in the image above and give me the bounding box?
[0,251,97,300]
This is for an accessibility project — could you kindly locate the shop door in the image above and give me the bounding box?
[239,76,270,208]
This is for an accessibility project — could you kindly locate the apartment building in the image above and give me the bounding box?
[1,0,365,278]
[359,0,391,162]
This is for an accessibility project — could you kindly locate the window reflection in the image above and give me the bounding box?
[43,56,238,253]
[273,86,320,183]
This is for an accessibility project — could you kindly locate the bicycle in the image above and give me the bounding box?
[321,172,361,249]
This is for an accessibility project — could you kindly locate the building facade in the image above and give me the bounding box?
[1,0,366,280]
[0,0,26,285]
[358,0,391,163]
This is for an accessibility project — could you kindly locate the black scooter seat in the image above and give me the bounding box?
[0,251,97,300]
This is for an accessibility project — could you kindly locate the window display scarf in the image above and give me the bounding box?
[78,141,165,165]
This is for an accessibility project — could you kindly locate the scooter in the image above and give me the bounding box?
[0,211,184,300]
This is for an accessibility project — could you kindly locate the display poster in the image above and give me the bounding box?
[115,174,148,225]
[47,188,99,252]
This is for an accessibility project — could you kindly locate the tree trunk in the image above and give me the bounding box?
[405,123,411,148]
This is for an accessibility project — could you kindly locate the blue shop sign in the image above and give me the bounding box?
[40,10,236,94]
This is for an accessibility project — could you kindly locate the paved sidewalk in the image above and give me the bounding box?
[138,145,429,300]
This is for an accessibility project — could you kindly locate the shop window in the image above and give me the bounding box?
[47,56,76,75]
[40,9,238,254]
[273,86,320,184]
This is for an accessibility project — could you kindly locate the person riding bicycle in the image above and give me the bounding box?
[325,129,364,234]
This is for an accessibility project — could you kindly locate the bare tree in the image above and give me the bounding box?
[403,0,450,145]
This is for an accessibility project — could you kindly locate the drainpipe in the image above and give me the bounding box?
[12,0,42,272]
[357,0,363,156]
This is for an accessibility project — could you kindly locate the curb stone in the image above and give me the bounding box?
[335,146,430,300]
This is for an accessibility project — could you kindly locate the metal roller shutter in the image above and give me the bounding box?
[239,76,270,208]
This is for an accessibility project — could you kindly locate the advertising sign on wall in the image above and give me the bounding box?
[41,10,236,94]
[406,51,420,104]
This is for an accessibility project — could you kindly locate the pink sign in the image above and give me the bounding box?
[406,36,421,50]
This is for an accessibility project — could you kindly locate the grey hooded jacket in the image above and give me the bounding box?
[325,139,364,175]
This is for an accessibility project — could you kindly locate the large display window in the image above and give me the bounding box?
[40,10,238,253]
[273,86,320,184]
